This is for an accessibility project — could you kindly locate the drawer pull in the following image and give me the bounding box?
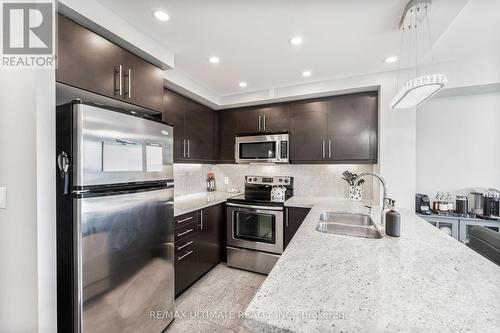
[177,250,193,261]
[177,228,194,238]
[177,216,193,224]
[177,241,193,251]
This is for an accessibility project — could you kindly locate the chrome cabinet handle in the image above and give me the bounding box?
[128,69,131,99]
[177,216,193,224]
[177,241,193,251]
[199,210,204,230]
[177,250,193,261]
[187,139,190,158]
[263,115,266,131]
[182,139,186,158]
[328,139,332,158]
[114,65,123,96]
[177,228,194,238]
[322,140,325,158]
[285,208,289,227]
[258,115,262,131]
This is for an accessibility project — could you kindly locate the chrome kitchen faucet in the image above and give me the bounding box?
[354,172,391,227]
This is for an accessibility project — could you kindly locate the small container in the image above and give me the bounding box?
[438,202,449,212]
[385,199,401,237]
[349,185,362,201]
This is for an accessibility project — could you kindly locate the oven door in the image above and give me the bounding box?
[227,204,284,254]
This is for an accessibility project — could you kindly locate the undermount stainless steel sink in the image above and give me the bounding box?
[316,212,383,239]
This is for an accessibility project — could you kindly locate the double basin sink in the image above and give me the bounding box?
[316,212,383,239]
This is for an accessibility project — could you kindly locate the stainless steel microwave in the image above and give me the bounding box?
[235,133,289,163]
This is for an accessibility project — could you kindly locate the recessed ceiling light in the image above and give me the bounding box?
[302,70,312,77]
[239,82,247,88]
[385,56,398,63]
[208,56,220,64]
[290,36,304,45]
[153,10,170,22]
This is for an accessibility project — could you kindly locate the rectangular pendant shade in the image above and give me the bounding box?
[391,74,447,109]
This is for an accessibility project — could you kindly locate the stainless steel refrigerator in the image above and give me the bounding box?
[56,100,175,333]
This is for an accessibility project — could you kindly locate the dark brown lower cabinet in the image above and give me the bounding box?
[174,204,224,297]
[284,207,311,249]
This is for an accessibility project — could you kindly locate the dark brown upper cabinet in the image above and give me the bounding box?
[218,110,239,163]
[57,14,164,111]
[226,104,290,134]
[290,99,329,162]
[162,89,216,163]
[328,92,378,162]
[290,92,378,163]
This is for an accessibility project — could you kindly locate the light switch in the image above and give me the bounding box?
[0,187,6,209]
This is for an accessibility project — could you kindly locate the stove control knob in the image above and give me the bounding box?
[284,179,289,183]
[278,178,283,182]
[253,177,257,181]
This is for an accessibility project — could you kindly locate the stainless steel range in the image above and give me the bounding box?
[226,175,293,274]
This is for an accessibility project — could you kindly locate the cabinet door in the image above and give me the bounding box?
[162,89,186,161]
[57,14,122,99]
[328,92,378,162]
[122,51,164,111]
[289,99,329,162]
[218,110,239,162]
[284,207,311,249]
[185,101,214,161]
[196,205,223,276]
[260,105,290,132]
[174,238,198,296]
[236,108,262,133]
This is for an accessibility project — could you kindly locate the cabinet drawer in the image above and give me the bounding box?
[175,238,195,253]
[175,245,198,296]
[175,222,197,242]
[175,211,199,230]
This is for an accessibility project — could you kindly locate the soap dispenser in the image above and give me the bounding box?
[385,199,401,237]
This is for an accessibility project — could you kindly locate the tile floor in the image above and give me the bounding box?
[166,263,266,333]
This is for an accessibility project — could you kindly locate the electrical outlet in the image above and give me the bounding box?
[224,177,229,185]
[0,187,6,209]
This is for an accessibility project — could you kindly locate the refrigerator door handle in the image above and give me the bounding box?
[57,151,71,195]
[115,138,138,145]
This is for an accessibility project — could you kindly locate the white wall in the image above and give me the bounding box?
[416,91,500,197]
[0,69,56,333]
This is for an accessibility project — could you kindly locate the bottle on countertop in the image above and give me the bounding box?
[385,199,401,237]
[206,172,216,192]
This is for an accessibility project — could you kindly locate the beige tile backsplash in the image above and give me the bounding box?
[174,163,375,200]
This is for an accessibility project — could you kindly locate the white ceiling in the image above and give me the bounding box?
[96,0,491,100]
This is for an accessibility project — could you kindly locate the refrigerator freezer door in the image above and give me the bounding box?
[73,103,173,187]
[75,188,174,333]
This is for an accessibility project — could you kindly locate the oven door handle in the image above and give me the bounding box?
[226,203,283,211]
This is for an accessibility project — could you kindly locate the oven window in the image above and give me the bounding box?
[239,142,276,159]
[234,211,275,244]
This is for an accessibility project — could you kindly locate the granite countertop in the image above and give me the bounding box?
[244,196,500,332]
[174,191,241,217]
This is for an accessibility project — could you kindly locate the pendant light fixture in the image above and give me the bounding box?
[391,0,447,109]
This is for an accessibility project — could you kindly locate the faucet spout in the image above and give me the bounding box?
[353,172,390,227]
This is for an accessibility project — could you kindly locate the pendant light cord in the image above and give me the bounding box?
[425,4,436,73]
[415,7,419,77]
[396,25,405,92]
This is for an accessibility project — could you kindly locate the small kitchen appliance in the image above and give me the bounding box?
[415,194,431,215]
[456,195,469,216]
[482,191,500,219]
[226,175,293,274]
